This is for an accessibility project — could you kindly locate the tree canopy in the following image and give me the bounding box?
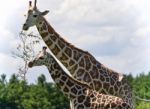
[0,72,150,109]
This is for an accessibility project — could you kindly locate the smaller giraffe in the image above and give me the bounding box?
[28,47,131,109]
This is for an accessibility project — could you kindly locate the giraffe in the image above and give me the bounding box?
[28,46,131,109]
[22,0,133,108]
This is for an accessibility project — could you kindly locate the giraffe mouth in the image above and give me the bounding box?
[23,24,29,31]
[28,62,33,68]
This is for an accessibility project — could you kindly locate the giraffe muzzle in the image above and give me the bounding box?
[23,24,29,31]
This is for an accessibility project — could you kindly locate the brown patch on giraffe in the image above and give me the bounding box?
[124,84,128,91]
[78,95,85,103]
[106,77,110,83]
[76,85,82,90]
[51,74,55,79]
[73,50,82,61]
[106,95,109,100]
[63,86,69,93]
[69,64,78,74]
[89,92,94,98]
[97,98,101,104]
[39,27,44,32]
[92,97,96,102]
[71,87,78,95]
[59,80,64,86]
[79,58,85,68]
[102,97,106,103]
[114,84,119,92]
[96,63,102,69]
[97,94,102,98]
[55,71,61,78]
[84,55,91,70]
[70,94,76,99]
[108,87,114,95]
[41,32,48,39]
[51,35,57,42]
[112,73,119,81]
[62,61,68,68]
[76,69,84,77]
[102,66,109,74]
[90,66,99,79]
[48,25,54,33]
[60,53,68,61]
[105,104,111,109]
[38,21,42,25]
[122,103,129,108]
[69,59,75,66]
[119,88,124,95]
[117,105,122,109]
[93,80,102,91]
[84,97,91,107]
[42,23,47,30]
[99,68,105,76]
[77,90,82,95]
[61,75,67,81]
[110,78,115,86]
[89,55,97,65]
[116,81,121,87]
[45,38,53,47]
[91,103,95,108]
[58,39,65,49]
[83,73,91,82]
[64,47,72,57]
[66,80,74,87]
[77,104,84,109]
[53,62,60,69]
[116,98,122,105]
[111,103,117,108]
[51,44,60,56]
[100,74,105,82]
[103,82,110,92]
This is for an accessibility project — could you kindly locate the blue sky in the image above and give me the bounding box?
[0,0,150,83]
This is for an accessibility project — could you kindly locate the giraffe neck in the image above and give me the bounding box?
[45,54,90,99]
[36,17,89,74]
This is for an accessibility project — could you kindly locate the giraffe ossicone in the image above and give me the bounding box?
[28,47,131,109]
[23,0,134,108]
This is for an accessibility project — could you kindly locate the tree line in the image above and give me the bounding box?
[0,72,150,109]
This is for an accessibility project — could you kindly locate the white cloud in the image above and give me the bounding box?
[0,53,19,80]
[97,46,150,76]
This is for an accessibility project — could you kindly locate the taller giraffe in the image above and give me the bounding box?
[28,47,131,109]
[22,0,133,108]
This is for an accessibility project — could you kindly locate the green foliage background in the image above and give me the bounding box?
[0,74,69,109]
[0,72,150,109]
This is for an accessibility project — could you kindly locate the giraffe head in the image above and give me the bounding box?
[23,0,49,30]
[28,46,51,68]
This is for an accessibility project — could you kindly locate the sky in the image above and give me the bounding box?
[0,0,150,83]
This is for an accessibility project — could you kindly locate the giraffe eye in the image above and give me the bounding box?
[33,15,38,17]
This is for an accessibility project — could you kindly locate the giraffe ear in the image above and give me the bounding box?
[42,46,47,53]
[41,10,49,16]
[43,46,47,50]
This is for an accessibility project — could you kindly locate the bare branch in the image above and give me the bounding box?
[12,31,41,80]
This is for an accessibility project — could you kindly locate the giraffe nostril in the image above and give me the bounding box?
[28,62,33,68]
